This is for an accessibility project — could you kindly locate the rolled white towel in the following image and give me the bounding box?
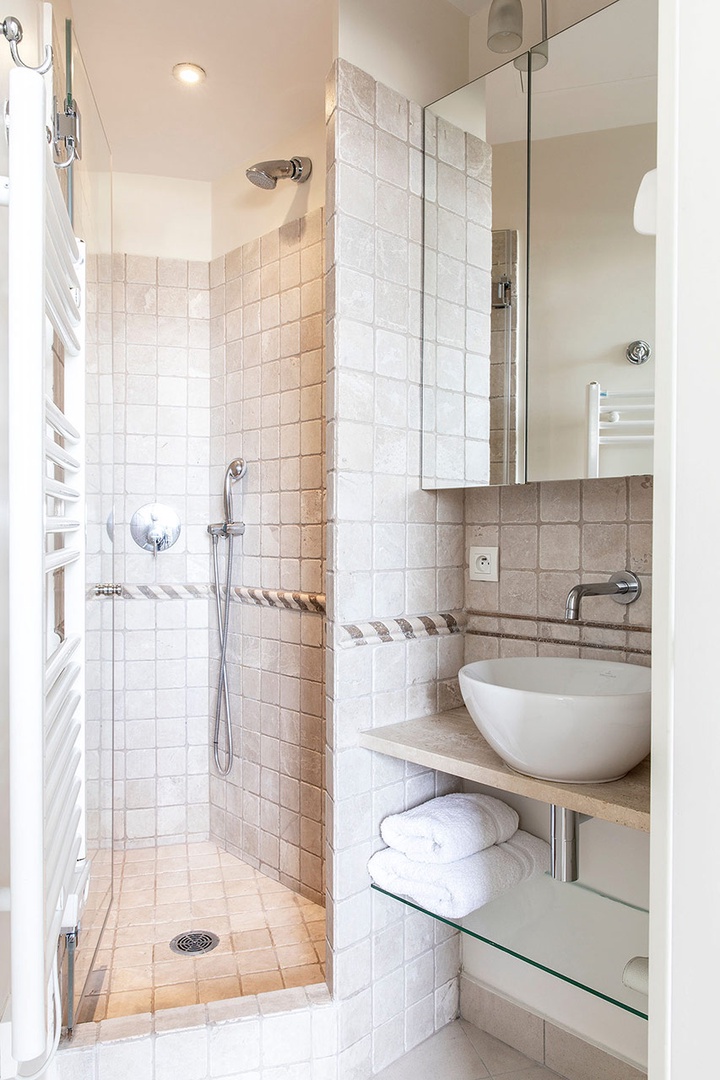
[368,830,550,919]
[380,793,519,864]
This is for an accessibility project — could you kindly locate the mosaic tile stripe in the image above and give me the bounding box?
[120,584,212,601]
[229,586,326,613]
[90,583,326,613]
[338,611,466,648]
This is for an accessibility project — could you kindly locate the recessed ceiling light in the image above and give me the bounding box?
[172,63,206,86]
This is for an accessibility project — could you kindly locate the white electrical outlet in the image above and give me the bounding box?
[469,546,499,582]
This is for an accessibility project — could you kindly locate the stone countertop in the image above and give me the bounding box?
[359,707,650,831]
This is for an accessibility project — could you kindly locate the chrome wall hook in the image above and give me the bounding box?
[53,97,81,170]
[626,340,651,365]
[2,16,53,74]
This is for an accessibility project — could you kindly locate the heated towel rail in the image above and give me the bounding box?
[586,382,654,479]
[6,66,87,1069]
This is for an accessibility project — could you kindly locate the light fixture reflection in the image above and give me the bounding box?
[487,0,524,53]
[513,40,549,70]
[172,62,206,85]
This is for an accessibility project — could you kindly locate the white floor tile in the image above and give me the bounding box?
[374,1021,567,1080]
[375,1023,490,1080]
[495,1070,563,1080]
[458,1020,541,1075]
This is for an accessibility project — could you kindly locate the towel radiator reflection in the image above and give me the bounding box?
[586,382,654,479]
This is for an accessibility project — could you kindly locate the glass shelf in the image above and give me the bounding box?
[372,873,649,1019]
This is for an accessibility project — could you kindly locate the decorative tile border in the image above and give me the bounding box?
[466,609,651,658]
[229,586,326,613]
[120,584,212,601]
[466,609,652,634]
[89,583,326,613]
[338,611,466,648]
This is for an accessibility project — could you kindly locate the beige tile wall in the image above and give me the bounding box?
[88,254,212,849]
[85,255,115,852]
[422,113,493,487]
[489,230,518,486]
[207,214,326,905]
[326,59,467,1078]
[464,475,653,663]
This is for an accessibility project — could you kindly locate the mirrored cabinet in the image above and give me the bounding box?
[421,0,657,488]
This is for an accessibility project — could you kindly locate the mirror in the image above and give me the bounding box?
[421,0,658,489]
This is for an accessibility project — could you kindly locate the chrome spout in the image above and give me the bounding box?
[564,572,641,621]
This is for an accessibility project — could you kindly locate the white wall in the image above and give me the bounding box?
[337,0,470,107]
[493,124,656,482]
[649,0,720,1074]
[112,117,327,263]
[210,116,326,259]
[112,173,212,261]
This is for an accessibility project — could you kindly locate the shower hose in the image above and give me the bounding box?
[211,531,235,775]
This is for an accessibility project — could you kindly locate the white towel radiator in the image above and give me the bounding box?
[586,381,654,479]
[5,65,87,1070]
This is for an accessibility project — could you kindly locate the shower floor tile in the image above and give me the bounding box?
[77,841,325,1022]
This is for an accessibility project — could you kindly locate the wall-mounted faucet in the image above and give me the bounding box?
[564,572,641,621]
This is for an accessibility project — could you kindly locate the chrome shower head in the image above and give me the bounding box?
[223,458,247,524]
[245,157,312,190]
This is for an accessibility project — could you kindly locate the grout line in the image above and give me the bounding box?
[466,609,651,634]
[466,628,651,657]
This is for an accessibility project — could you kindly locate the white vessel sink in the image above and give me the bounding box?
[458,657,651,784]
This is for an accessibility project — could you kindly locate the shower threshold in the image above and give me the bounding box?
[77,841,325,1022]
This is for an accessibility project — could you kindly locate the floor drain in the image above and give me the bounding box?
[169,930,220,956]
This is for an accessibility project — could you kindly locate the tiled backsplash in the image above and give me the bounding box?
[464,475,653,666]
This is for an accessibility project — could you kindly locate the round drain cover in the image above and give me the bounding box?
[169,930,220,956]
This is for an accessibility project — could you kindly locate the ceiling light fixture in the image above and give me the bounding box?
[172,62,206,86]
[487,0,523,54]
[487,0,550,70]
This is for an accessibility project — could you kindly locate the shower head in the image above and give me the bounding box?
[246,157,312,190]
[223,458,247,524]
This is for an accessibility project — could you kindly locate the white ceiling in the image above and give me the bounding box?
[70,0,335,181]
[444,0,489,15]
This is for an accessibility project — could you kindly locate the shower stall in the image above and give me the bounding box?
[0,5,326,1057]
[77,196,327,1025]
[74,97,327,1039]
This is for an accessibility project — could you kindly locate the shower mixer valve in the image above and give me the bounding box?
[130,503,181,555]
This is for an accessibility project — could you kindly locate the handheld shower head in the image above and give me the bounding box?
[223,458,247,524]
[246,157,312,190]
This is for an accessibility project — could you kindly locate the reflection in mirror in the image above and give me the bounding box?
[422,60,526,488]
[525,0,657,481]
[421,0,657,489]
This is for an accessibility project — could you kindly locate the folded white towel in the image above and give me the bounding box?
[380,793,519,864]
[368,830,550,919]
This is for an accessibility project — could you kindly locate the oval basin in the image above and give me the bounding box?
[458,657,651,784]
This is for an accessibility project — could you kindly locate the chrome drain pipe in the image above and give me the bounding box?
[550,806,579,882]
